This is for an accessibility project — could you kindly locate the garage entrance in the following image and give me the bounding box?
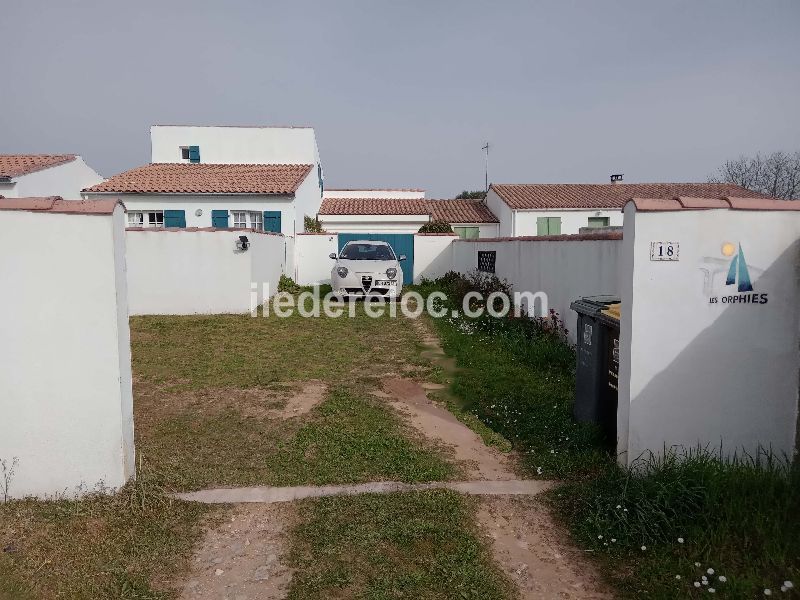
[337,233,415,282]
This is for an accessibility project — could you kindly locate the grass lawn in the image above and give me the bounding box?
[1,302,506,599]
[288,490,512,600]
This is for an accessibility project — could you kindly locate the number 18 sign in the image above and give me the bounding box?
[650,241,679,261]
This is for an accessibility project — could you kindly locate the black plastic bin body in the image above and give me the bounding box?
[597,308,621,444]
[570,296,620,430]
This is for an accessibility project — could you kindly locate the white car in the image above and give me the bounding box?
[329,240,405,300]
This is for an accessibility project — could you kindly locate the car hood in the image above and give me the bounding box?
[335,259,399,273]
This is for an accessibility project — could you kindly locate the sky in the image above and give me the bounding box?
[1,0,799,197]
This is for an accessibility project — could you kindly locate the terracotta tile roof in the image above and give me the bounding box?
[318,197,499,223]
[0,154,76,178]
[319,198,430,216]
[491,183,767,210]
[83,163,313,194]
[629,196,800,212]
[325,188,425,192]
[0,196,122,215]
[427,199,499,223]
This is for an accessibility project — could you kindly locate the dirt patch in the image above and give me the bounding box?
[179,504,295,600]
[380,377,516,480]
[272,381,327,419]
[477,496,612,599]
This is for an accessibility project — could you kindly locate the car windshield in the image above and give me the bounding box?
[339,243,396,261]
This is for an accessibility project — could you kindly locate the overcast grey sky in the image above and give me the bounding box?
[1,1,798,197]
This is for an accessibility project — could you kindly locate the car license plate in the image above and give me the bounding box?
[375,280,396,286]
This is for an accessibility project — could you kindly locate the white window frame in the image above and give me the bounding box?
[128,210,164,228]
[231,210,264,231]
[232,211,248,228]
[249,211,263,232]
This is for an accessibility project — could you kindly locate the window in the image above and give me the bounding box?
[180,145,200,163]
[453,226,480,240]
[477,251,496,273]
[340,243,395,261]
[128,211,164,228]
[231,211,264,231]
[536,216,561,235]
[588,217,610,228]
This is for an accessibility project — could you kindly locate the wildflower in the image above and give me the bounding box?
[615,505,621,509]
[677,537,684,543]
[623,508,628,512]
[641,546,647,551]
[675,575,681,580]
[707,568,714,575]
[536,466,543,475]
[694,582,701,588]
[780,587,788,593]
[597,535,603,539]
[611,538,616,543]
[695,562,701,567]
[708,588,716,593]
[784,581,794,589]
[718,576,727,583]
[764,589,772,596]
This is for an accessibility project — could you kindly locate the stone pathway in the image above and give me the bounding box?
[174,479,553,504]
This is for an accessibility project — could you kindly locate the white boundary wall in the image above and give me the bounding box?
[295,233,338,285]
[126,229,284,314]
[414,234,456,283]
[453,235,623,343]
[617,202,800,465]
[0,201,134,498]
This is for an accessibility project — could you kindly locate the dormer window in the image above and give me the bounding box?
[180,145,201,163]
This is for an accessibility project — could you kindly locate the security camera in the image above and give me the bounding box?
[236,235,250,251]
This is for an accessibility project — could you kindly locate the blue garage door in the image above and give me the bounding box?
[338,233,415,282]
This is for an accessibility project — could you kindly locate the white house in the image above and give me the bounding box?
[0,154,103,199]
[82,125,324,236]
[486,181,768,237]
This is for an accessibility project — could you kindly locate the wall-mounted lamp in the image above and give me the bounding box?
[236,235,250,251]
[195,209,203,217]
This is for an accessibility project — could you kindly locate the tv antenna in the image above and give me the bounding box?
[482,142,490,192]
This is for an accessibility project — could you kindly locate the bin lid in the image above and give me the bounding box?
[598,303,621,327]
[570,295,620,316]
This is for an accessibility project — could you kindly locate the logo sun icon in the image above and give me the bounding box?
[721,242,736,257]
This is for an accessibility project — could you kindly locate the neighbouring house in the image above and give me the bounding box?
[485,179,769,237]
[81,125,324,236]
[427,199,499,239]
[0,154,103,199]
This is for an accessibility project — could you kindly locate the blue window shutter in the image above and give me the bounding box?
[188,145,200,163]
[211,210,229,228]
[264,211,281,233]
[163,210,186,228]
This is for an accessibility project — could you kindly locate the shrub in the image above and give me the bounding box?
[418,220,453,234]
[304,215,325,233]
[277,274,301,294]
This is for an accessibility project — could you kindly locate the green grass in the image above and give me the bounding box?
[0,467,218,600]
[288,490,513,599]
[552,449,800,599]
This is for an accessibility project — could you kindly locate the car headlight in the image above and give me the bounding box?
[336,266,349,278]
[386,267,397,279]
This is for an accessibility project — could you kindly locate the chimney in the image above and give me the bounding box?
[610,174,624,184]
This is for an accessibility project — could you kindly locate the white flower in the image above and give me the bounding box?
[707,568,714,575]
[702,575,708,581]
[718,576,727,583]
[677,537,684,543]
[784,581,794,589]
[641,546,647,551]
[611,538,617,543]
[623,508,628,512]
[675,575,681,580]
[694,582,701,588]
[695,562,702,567]
[536,466,543,475]
[598,535,603,539]
[703,580,709,586]
[616,505,622,509]
[764,589,772,596]
[708,588,716,593]
[780,587,787,593]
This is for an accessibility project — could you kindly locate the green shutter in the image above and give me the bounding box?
[163,210,186,228]
[549,217,561,235]
[264,211,282,233]
[211,210,229,228]
[537,217,549,236]
[188,145,200,163]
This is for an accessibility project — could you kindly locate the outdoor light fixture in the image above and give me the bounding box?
[195,208,203,217]
[236,235,250,251]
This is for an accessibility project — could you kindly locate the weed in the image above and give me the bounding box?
[1,457,19,503]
